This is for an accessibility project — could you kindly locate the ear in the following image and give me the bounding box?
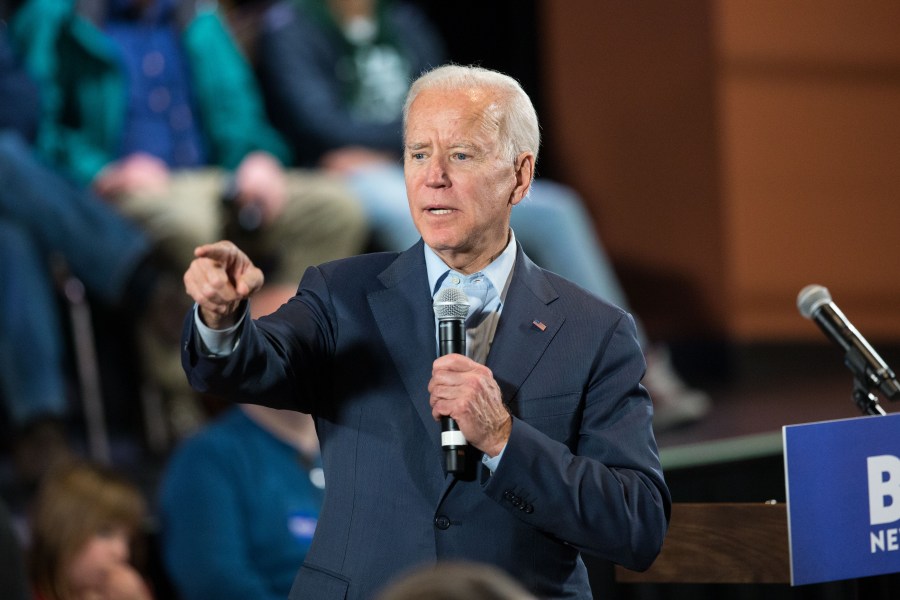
[509,152,535,207]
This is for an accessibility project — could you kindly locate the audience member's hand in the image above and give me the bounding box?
[93,153,170,200]
[319,146,396,175]
[234,151,288,226]
[184,241,265,329]
[428,354,512,457]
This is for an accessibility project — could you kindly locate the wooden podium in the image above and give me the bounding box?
[615,502,790,584]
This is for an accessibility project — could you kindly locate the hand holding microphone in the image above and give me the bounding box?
[797,284,900,402]
[432,287,469,474]
[431,287,511,475]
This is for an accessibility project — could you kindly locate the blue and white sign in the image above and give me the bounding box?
[784,412,900,585]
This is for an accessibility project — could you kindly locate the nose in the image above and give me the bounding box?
[424,155,449,188]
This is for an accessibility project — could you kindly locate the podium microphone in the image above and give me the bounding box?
[433,287,469,475]
[797,284,900,402]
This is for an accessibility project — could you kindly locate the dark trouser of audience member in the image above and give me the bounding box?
[0,131,187,485]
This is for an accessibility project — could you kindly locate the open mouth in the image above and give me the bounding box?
[428,208,453,215]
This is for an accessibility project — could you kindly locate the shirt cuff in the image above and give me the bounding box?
[194,302,247,357]
[481,444,507,473]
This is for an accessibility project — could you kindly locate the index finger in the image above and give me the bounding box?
[194,240,239,261]
[433,353,479,372]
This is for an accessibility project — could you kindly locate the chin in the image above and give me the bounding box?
[421,231,459,252]
[417,227,444,246]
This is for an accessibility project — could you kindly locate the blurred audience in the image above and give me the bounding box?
[8,0,368,438]
[253,0,709,430]
[158,404,323,600]
[0,26,185,487]
[0,497,28,600]
[27,460,154,600]
[374,561,537,600]
[0,216,71,487]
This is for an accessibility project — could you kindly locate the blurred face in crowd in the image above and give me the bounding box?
[403,86,533,274]
[66,525,132,594]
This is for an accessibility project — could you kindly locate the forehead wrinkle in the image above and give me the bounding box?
[404,87,504,152]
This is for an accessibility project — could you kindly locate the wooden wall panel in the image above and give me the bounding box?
[541,0,900,343]
[716,0,900,340]
[540,0,726,340]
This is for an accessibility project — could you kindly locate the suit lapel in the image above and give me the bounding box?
[487,246,564,414]
[367,244,442,449]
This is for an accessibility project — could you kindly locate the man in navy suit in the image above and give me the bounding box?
[181,64,670,599]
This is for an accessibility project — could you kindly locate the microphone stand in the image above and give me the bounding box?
[852,377,887,416]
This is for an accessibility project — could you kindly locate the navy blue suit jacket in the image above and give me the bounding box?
[183,241,670,599]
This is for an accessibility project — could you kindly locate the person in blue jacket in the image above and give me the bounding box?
[158,404,324,600]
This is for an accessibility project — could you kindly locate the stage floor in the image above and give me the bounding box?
[653,341,900,487]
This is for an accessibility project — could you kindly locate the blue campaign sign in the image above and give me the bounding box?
[784,412,900,585]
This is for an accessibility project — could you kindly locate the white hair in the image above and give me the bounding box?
[402,64,541,168]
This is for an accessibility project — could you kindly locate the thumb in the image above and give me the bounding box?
[235,266,265,297]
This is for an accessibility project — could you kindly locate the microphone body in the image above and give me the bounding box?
[798,285,900,401]
[433,287,470,474]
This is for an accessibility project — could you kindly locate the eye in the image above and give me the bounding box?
[410,152,426,160]
[453,152,468,161]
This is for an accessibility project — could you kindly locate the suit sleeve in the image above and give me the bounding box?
[182,266,335,412]
[482,312,670,571]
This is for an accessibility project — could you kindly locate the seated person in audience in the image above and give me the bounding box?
[9,0,369,436]
[253,0,709,430]
[0,216,75,487]
[0,27,184,485]
[27,460,154,600]
[158,404,323,600]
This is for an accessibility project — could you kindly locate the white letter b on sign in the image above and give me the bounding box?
[868,455,900,526]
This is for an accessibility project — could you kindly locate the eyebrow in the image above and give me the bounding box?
[405,141,481,150]
[449,142,480,152]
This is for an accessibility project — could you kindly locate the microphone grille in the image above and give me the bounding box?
[797,284,832,319]
[433,287,470,320]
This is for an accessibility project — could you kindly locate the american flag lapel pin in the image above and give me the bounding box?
[532,319,547,331]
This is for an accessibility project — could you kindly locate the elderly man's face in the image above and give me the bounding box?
[404,87,532,274]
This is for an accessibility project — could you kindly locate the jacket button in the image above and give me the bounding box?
[434,515,451,530]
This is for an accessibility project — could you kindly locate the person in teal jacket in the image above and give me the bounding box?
[11,0,289,184]
[9,0,365,296]
[9,0,368,436]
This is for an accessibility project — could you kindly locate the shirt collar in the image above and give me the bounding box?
[425,229,517,297]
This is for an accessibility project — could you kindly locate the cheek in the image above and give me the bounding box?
[479,176,516,213]
[67,544,108,588]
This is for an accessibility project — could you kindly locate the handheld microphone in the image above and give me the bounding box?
[797,284,900,401]
[433,287,469,475]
